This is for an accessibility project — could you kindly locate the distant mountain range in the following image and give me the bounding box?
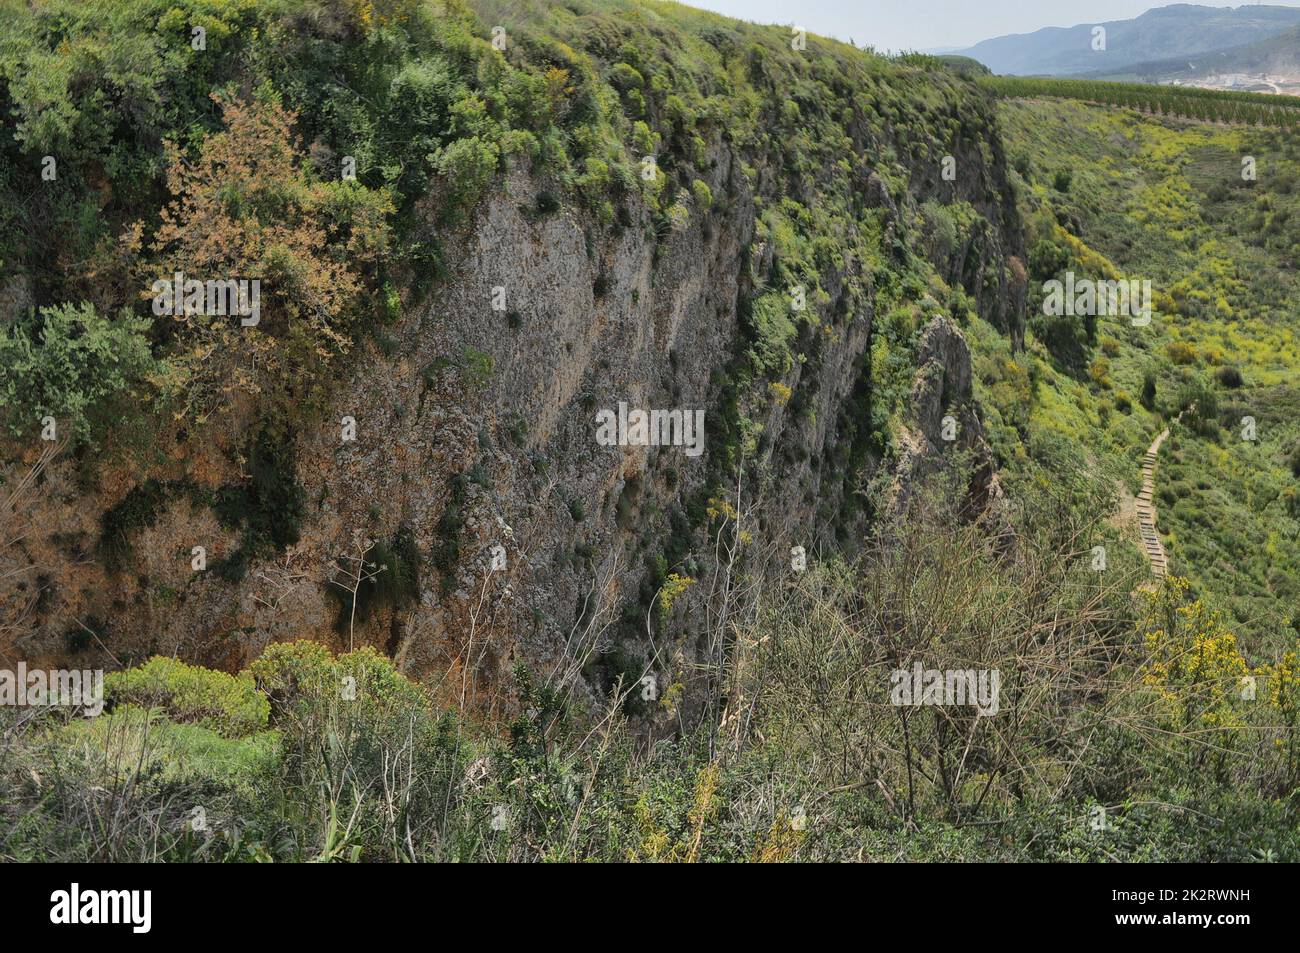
[1086,22,1300,85]
[953,3,1300,78]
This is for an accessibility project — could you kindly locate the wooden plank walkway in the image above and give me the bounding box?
[1136,427,1170,577]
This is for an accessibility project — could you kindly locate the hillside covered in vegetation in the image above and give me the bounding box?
[0,0,1296,862]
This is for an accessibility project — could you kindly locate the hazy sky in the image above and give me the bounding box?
[681,1,1292,52]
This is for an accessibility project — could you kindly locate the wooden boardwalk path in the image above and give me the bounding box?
[1136,427,1170,577]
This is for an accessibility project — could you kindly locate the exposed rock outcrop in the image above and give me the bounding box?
[2,86,1026,727]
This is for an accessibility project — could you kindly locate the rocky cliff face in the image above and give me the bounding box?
[2,54,1027,725]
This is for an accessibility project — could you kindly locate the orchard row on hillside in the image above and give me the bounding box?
[982,75,1300,128]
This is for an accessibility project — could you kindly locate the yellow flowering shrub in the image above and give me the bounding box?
[1140,578,1249,733]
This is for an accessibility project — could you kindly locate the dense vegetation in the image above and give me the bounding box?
[984,95,1300,651]
[1,0,1297,861]
[0,0,1003,544]
[0,0,1019,668]
[3,477,1296,862]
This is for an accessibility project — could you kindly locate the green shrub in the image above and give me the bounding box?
[691,178,713,210]
[631,120,656,156]
[742,291,799,378]
[252,642,426,715]
[384,56,464,199]
[1140,369,1157,411]
[1028,238,1070,281]
[459,347,494,388]
[921,200,959,261]
[104,656,270,738]
[1216,365,1244,388]
[433,135,500,223]
[0,303,160,442]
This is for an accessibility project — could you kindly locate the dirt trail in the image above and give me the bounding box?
[1136,428,1170,577]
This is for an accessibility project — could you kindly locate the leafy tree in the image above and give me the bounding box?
[1216,365,1244,388]
[432,135,501,224]
[136,93,393,417]
[0,302,159,441]
[1140,369,1157,411]
[1027,238,1069,282]
[1031,311,1089,372]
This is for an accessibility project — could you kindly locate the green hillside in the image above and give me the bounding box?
[987,96,1300,651]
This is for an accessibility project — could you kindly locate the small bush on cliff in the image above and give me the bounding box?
[432,135,501,224]
[741,291,799,379]
[105,657,270,738]
[135,93,393,419]
[0,303,160,442]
